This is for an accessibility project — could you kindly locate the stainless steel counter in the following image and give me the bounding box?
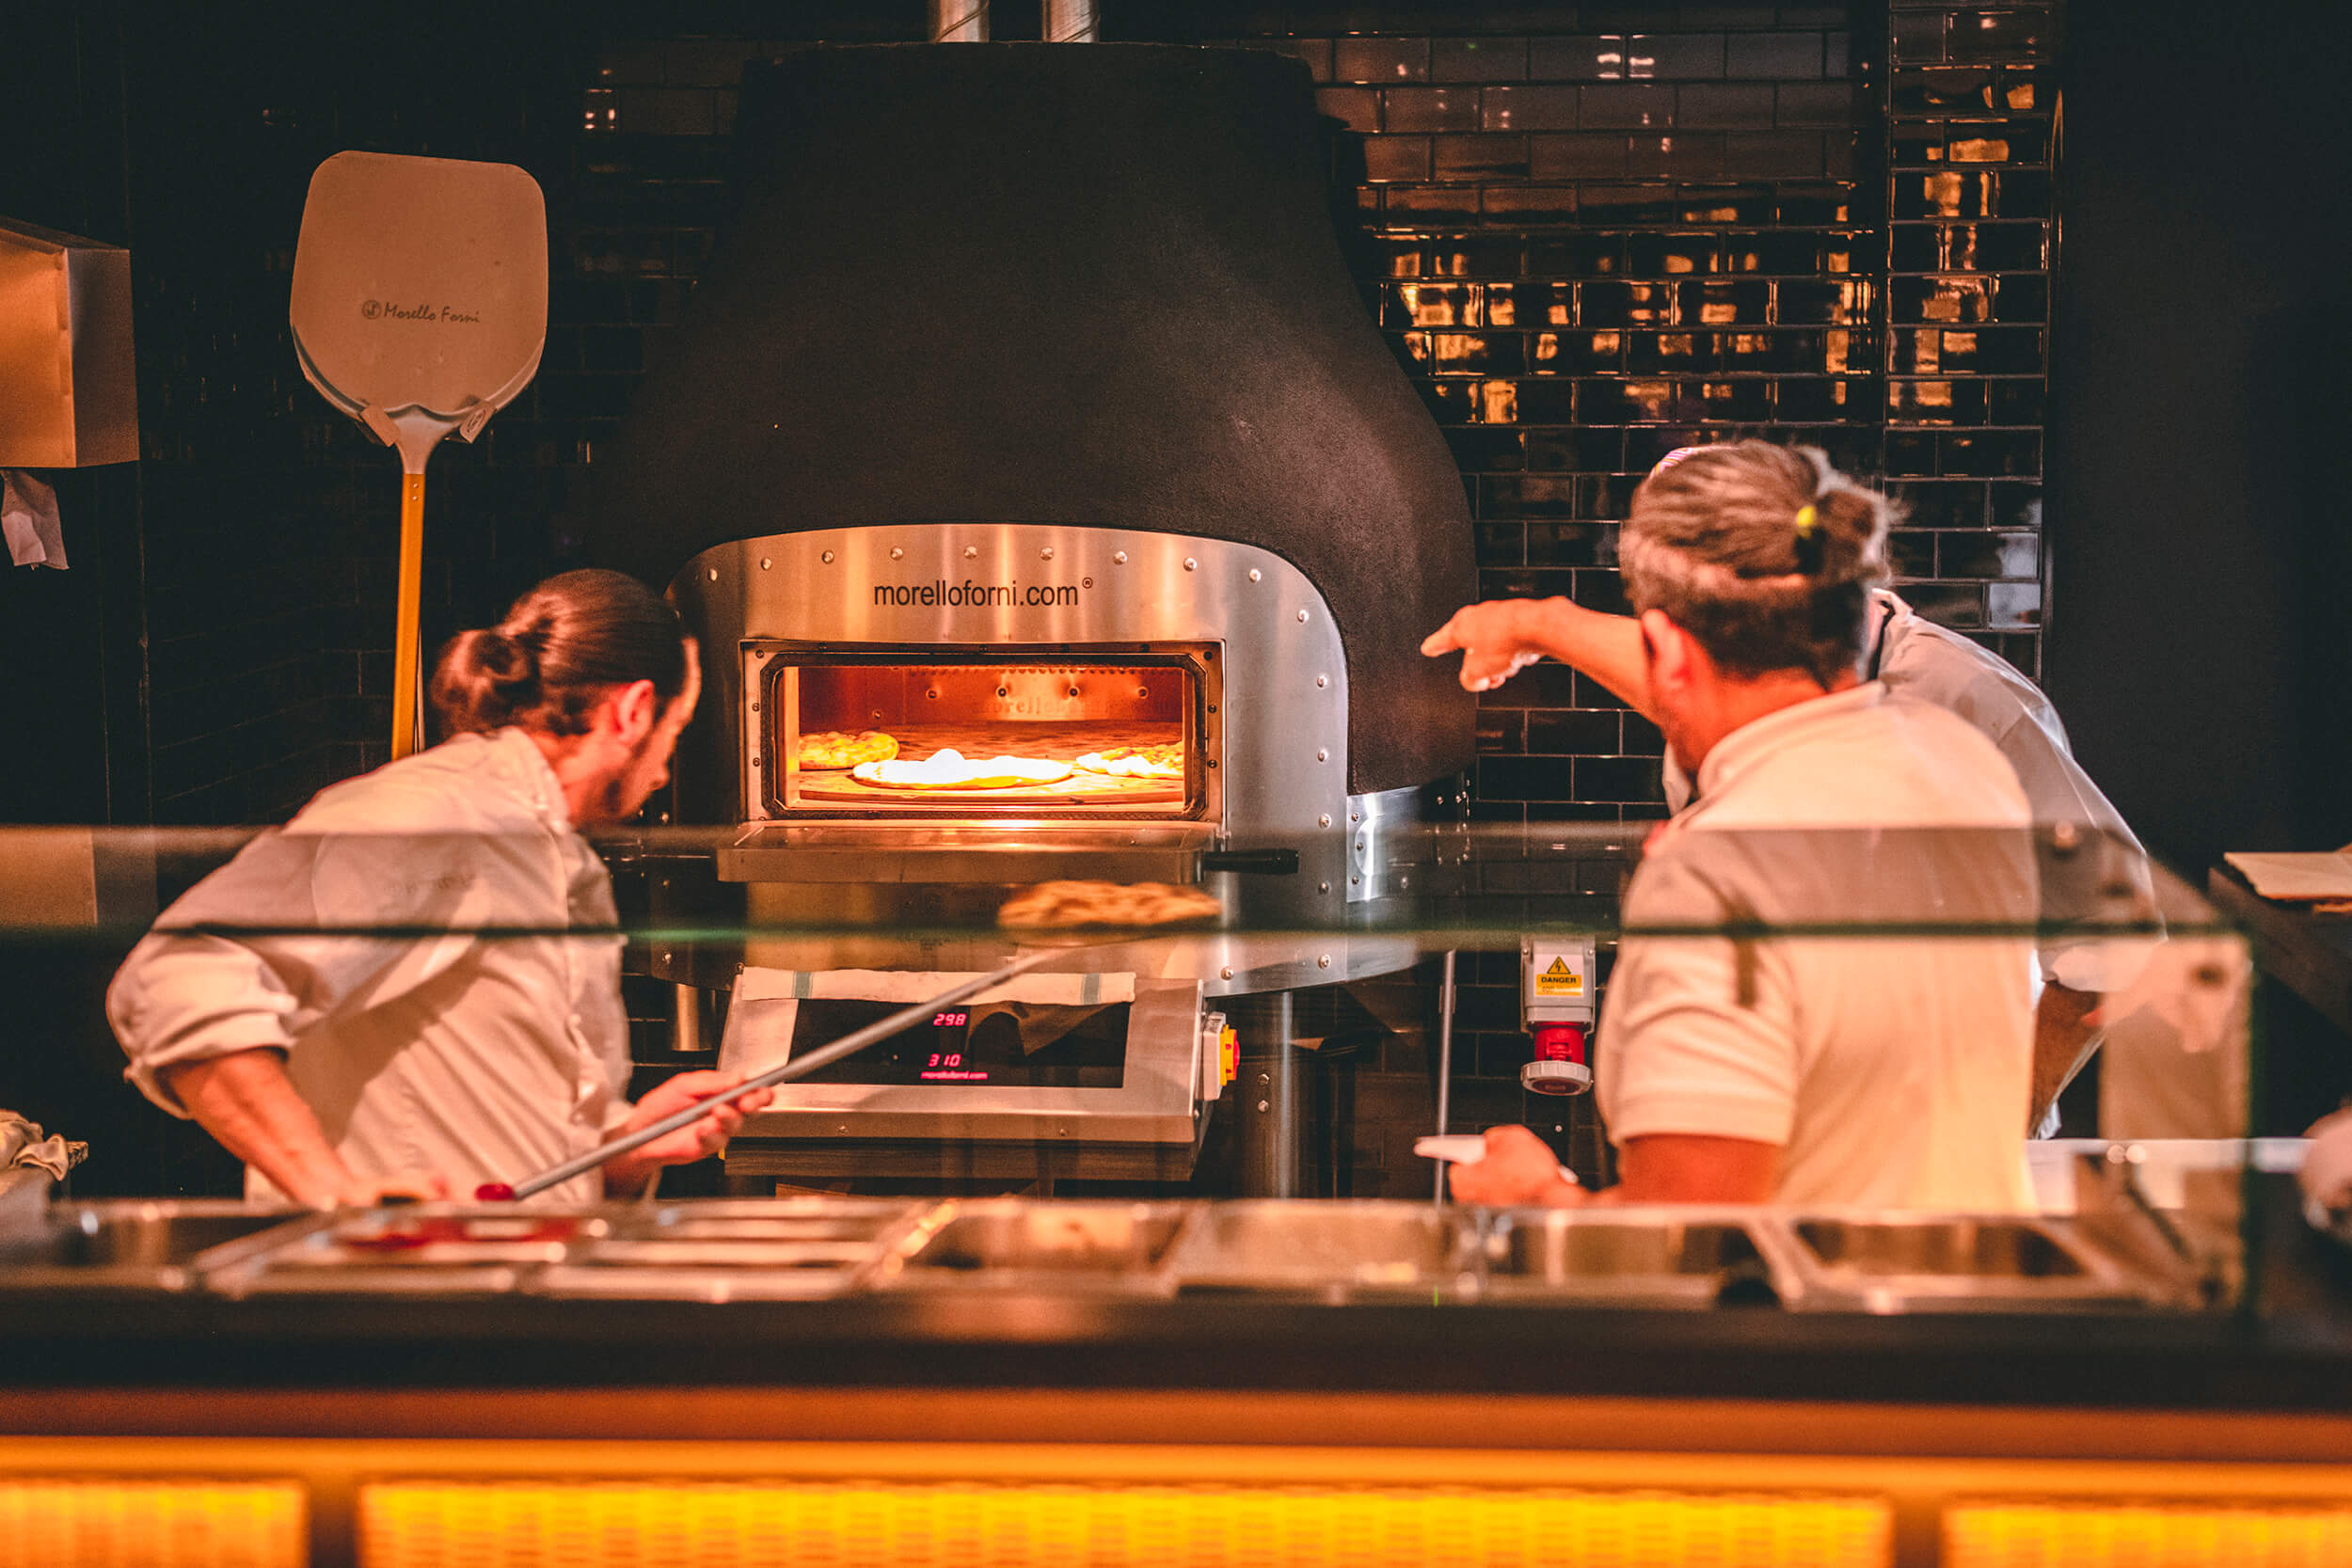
[1,1196,2201,1314]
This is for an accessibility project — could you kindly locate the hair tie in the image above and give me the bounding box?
[1792,503,1823,574]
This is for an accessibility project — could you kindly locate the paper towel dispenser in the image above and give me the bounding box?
[0,218,139,467]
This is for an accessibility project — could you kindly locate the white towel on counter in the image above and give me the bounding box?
[0,1111,87,1179]
[2,470,67,569]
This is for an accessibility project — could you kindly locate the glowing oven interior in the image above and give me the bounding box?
[756,644,1215,818]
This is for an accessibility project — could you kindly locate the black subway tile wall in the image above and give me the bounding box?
[1195,2,2050,838]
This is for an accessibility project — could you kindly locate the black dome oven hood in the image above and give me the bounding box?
[579,43,1475,797]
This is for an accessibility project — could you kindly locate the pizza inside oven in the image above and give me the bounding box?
[1073,744,1184,779]
[770,655,1205,813]
[796,730,898,770]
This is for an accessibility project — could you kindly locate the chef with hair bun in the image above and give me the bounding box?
[108,569,771,1206]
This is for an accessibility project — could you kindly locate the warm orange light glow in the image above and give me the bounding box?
[0,1479,305,1568]
[361,1480,1890,1568]
[1949,139,2012,164]
[1947,1500,2352,1567]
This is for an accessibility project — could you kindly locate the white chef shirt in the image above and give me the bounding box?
[1599,683,2039,1210]
[1662,588,2150,996]
[107,728,633,1206]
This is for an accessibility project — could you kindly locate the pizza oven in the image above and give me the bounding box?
[579,43,1475,930]
[574,43,1474,1182]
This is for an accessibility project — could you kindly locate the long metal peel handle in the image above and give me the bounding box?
[389,471,427,759]
[480,948,1061,1201]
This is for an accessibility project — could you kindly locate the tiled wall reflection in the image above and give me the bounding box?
[1192,3,2055,839]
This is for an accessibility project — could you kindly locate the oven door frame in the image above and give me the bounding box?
[752,640,1220,823]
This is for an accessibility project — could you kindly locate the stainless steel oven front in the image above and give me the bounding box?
[671,524,1353,910]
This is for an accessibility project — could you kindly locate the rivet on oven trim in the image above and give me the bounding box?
[1319,881,1330,894]
[964,545,979,559]
[1041,546,1055,561]
[1316,954,1331,969]
[820,550,834,564]
[1318,814,1331,828]
[1247,567,1261,582]
[759,557,771,570]
[1183,557,1197,572]
[707,567,719,581]
[1295,609,1309,623]
[1219,966,1233,980]
[890,546,904,561]
[1316,749,1328,763]
[1113,550,1128,565]
[1315,673,1327,689]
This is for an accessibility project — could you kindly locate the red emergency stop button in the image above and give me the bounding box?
[1533,1023,1587,1064]
[1522,1023,1594,1096]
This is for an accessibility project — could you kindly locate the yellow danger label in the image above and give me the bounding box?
[1534,957,1582,996]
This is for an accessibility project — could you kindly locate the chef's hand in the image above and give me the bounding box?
[2300,1107,2352,1217]
[1445,1125,1583,1208]
[1422,600,1545,692]
[603,1070,774,1193]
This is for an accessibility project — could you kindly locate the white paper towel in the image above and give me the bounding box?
[2,470,67,569]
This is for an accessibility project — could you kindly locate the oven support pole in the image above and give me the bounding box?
[929,1,988,41]
[1271,990,1298,1198]
[1433,950,1457,1204]
[1236,991,1301,1198]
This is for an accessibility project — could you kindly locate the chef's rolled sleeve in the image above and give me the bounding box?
[107,934,307,1117]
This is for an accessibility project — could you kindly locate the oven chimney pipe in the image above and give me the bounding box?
[930,1,987,42]
[930,3,1094,42]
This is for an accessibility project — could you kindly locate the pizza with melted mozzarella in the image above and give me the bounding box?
[1073,744,1184,780]
[850,748,1073,790]
[797,730,898,770]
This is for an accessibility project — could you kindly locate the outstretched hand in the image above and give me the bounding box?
[1421,600,1542,692]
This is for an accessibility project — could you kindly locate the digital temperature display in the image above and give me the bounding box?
[788,1000,1129,1088]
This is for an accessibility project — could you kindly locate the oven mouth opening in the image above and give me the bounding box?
[754,642,1217,821]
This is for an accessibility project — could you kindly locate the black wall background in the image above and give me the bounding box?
[2048,0,2352,875]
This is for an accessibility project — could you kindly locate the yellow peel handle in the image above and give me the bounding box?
[389,471,427,759]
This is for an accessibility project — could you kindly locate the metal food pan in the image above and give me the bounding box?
[208,1207,610,1295]
[875,1200,1196,1292]
[1775,1213,2156,1311]
[1169,1201,1478,1299]
[0,1201,318,1293]
[1480,1210,1791,1307]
